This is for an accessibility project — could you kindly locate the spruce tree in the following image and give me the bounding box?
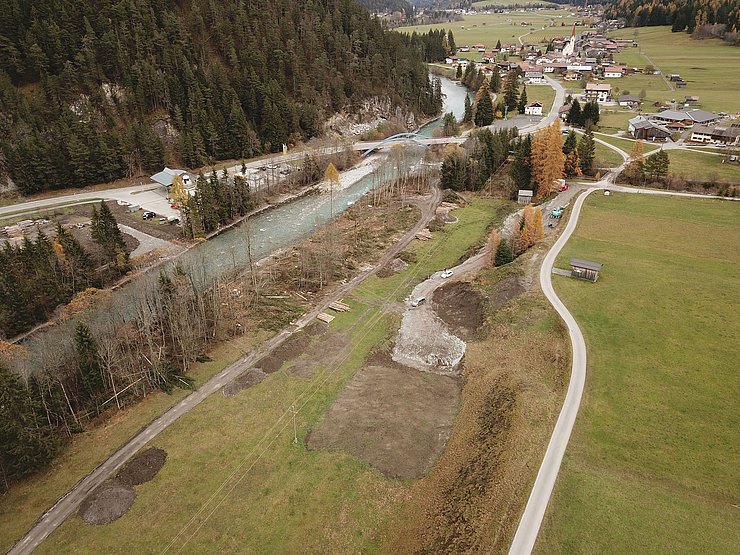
[494,239,514,266]
[567,99,583,126]
[517,86,528,114]
[510,135,533,190]
[74,322,104,412]
[582,101,600,127]
[563,131,578,154]
[463,95,473,123]
[447,30,456,53]
[503,72,519,113]
[577,130,596,175]
[456,64,463,80]
[474,92,494,127]
[91,201,129,271]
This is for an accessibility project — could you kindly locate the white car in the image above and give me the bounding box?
[410,297,426,307]
[441,269,453,278]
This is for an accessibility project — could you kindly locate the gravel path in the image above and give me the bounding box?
[118,224,176,257]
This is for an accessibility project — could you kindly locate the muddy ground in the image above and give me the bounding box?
[253,330,312,373]
[79,447,167,525]
[432,281,484,340]
[307,356,462,479]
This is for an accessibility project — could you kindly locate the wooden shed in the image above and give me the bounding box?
[570,259,602,282]
[517,189,534,205]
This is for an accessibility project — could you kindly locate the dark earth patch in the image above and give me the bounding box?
[116,447,167,486]
[432,281,484,339]
[307,362,462,479]
[254,330,311,373]
[487,276,526,313]
[78,480,136,525]
[223,369,267,396]
[377,257,409,278]
[284,331,349,379]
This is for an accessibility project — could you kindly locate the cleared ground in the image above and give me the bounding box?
[610,26,740,113]
[537,193,740,553]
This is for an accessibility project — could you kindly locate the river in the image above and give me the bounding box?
[22,77,471,357]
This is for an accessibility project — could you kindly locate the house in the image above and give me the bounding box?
[603,66,624,78]
[524,101,543,116]
[151,167,192,190]
[570,259,602,282]
[445,56,458,65]
[689,124,740,146]
[618,94,641,108]
[585,83,612,103]
[627,116,671,141]
[517,189,534,205]
[684,95,700,106]
[525,71,546,84]
[559,103,572,120]
[650,109,720,127]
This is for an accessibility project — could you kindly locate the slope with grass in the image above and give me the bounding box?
[33,198,513,554]
[536,193,740,553]
[666,150,740,183]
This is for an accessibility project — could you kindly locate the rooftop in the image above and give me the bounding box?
[570,259,602,271]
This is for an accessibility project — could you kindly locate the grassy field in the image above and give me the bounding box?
[610,26,740,113]
[398,10,593,61]
[594,142,625,169]
[667,150,740,183]
[473,0,557,7]
[0,336,269,554]
[526,83,556,112]
[35,198,512,553]
[537,193,740,553]
[595,109,636,134]
[595,134,660,155]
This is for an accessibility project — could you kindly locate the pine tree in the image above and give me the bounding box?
[563,131,578,154]
[517,86,528,114]
[456,64,463,80]
[474,90,494,127]
[463,95,473,123]
[494,239,514,266]
[440,150,467,191]
[644,149,670,182]
[447,30,456,53]
[490,70,502,94]
[577,130,596,176]
[503,71,519,113]
[91,201,129,271]
[582,101,600,127]
[510,135,532,190]
[74,322,104,413]
[54,223,97,294]
[567,99,583,126]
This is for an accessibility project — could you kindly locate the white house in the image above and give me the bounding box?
[689,124,740,145]
[585,83,612,103]
[603,66,624,78]
[524,101,543,116]
[525,71,546,84]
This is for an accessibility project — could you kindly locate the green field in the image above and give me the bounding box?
[473,0,557,7]
[526,82,556,112]
[595,134,660,156]
[667,150,740,183]
[398,10,593,61]
[610,26,740,113]
[537,193,740,553]
[33,198,511,553]
[593,142,624,169]
[595,109,635,134]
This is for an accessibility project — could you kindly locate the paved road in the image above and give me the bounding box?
[8,185,441,555]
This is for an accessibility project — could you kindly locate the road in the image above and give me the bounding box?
[8,184,441,555]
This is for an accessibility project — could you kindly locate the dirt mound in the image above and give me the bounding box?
[78,480,136,525]
[304,321,328,336]
[377,257,408,278]
[488,276,526,312]
[285,331,349,379]
[116,447,167,486]
[432,281,483,339]
[307,364,462,479]
[392,306,466,375]
[254,331,311,373]
[223,369,267,396]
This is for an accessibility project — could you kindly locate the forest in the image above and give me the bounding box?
[605,0,740,43]
[0,0,447,195]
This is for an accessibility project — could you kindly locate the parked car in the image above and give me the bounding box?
[410,296,426,307]
[441,269,453,278]
[559,183,569,192]
[142,211,156,220]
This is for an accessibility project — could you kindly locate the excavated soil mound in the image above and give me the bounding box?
[254,331,311,373]
[116,447,167,486]
[307,363,462,479]
[78,480,136,525]
[488,276,526,312]
[432,281,484,339]
[377,257,409,278]
[223,369,267,396]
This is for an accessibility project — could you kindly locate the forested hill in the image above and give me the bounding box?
[357,0,414,16]
[0,0,441,195]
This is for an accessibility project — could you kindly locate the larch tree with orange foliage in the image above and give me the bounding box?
[531,120,565,199]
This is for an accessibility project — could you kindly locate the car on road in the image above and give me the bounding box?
[410,296,426,307]
[440,269,453,278]
[142,211,156,220]
[559,183,569,192]
[552,207,564,218]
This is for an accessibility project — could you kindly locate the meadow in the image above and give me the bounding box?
[537,193,740,553]
[609,26,740,113]
[666,150,740,183]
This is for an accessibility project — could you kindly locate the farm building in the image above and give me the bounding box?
[517,190,534,205]
[570,259,602,282]
[628,116,671,141]
[689,124,740,146]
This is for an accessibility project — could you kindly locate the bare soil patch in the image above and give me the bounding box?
[307,362,462,479]
[223,369,268,396]
[487,275,526,312]
[78,480,136,525]
[116,447,167,486]
[432,281,484,339]
[254,331,311,373]
[284,331,349,379]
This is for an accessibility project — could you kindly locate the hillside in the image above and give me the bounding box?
[0,0,441,195]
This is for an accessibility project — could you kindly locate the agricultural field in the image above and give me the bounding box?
[30,198,522,553]
[594,134,660,155]
[593,142,625,169]
[538,193,740,553]
[398,10,593,61]
[666,150,740,183]
[609,26,740,113]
